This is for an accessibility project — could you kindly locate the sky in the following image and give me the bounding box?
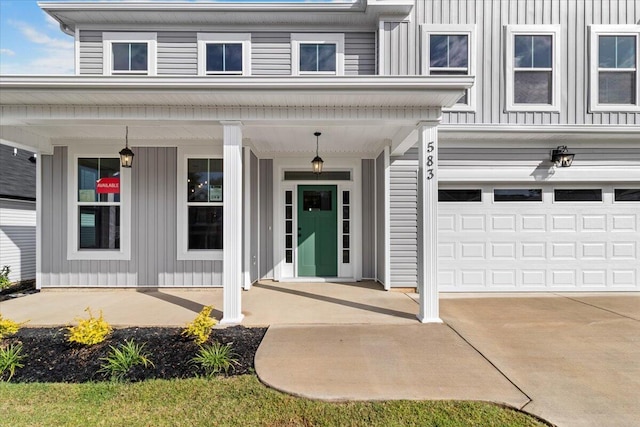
[0,0,338,75]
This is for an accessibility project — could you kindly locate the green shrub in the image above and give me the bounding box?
[182,306,217,345]
[67,307,112,346]
[0,314,24,339]
[99,339,154,382]
[0,343,25,382]
[191,342,239,377]
[0,266,11,290]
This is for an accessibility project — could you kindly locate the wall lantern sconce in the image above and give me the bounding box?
[550,145,574,168]
[119,126,135,168]
[311,131,324,175]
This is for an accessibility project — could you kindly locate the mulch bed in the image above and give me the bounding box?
[3,326,266,383]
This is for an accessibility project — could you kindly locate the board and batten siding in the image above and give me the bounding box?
[249,150,259,282]
[157,32,198,75]
[0,199,36,282]
[40,146,222,287]
[375,151,386,284]
[361,159,375,278]
[381,0,639,125]
[389,148,419,288]
[259,159,274,279]
[78,30,103,75]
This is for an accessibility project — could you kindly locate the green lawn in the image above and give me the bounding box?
[0,375,546,427]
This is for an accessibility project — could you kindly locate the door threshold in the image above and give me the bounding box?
[279,277,357,283]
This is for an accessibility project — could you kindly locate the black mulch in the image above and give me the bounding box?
[3,326,267,383]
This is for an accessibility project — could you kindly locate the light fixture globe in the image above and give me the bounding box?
[551,145,574,168]
[119,126,135,168]
[311,131,324,174]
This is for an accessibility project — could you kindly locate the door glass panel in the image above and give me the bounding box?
[303,191,332,211]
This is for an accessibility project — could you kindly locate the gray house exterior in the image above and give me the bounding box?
[0,0,638,323]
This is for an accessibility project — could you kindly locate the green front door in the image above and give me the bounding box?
[297,185,338,277]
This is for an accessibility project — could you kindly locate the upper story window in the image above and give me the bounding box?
[505,25,560,112]
[421,25,476,111]
[590,26,640,112]
[291,33,344,76]
[197,33,251,76]
[103,32,157,76]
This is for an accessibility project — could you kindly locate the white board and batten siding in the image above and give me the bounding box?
[40,146,223,287]
[0,199,36,282]
[79,30,376,76]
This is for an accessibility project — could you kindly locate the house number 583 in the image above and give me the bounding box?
[426,141,435,180]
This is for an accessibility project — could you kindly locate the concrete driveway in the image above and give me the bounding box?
[440,293,640,427]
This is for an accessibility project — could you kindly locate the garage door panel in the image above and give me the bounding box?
[521,215,546,231]
[491,215,516,231]
[460,215,486,231]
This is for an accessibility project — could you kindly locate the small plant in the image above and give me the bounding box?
[191,342,239,377]
[0,266,11,290]
[99,339,154,382]
[182,305,217,345]
[67,307,112,346]
[0,314,25,339]
[0,343,25,382]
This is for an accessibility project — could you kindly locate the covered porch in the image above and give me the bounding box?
[0,75,472,324]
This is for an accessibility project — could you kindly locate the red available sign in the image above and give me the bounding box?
[96,177,120,194]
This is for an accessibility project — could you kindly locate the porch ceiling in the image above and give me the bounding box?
[0,75,473,156]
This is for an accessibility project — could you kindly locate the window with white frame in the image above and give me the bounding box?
[590,26,640,111]
[103,32,157,76]
[291,33,344,75]
[505,25,560,111]
[68,149,131,261]
[177,147,224,260]
[197,33,251,76]
[421,25,475,110]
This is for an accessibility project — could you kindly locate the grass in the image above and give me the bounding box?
[0,375,546,427]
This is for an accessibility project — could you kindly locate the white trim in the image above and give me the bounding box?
[505,25,561,112]
[74,27,80,76]
[589,25,640,112]
[35,148,42,290]
[291,33,344,76]
[197,33,251,76]
[378,19,386,76]
[176,145,224,261]
[66,145,131,261]
[243,147,252,290]
[102,32,157,76]
[421,24,477,112]
[383,145,391,290]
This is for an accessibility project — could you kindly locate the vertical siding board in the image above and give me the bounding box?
[41,154,53,286]
[250,151,259,282]
[361,159,375,278]
[375,152,385,283]
[259,159,273,279]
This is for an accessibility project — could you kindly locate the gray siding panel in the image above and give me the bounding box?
[157,32,197,75]
[79,31,103,75]
[375,152,385,283]
[40,146,222,287]
[361,159,376,278]
[252,33,291,75]
[345,32,376,75]
[259,159,274,278]
[0,199,36,282]
[375,0,640,126]
[250,151,259,282]
[389,148,418,288]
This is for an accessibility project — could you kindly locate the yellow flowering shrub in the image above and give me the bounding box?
[67,307,112,346]
[182,306,217,344]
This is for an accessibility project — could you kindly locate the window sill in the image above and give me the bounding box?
[589,104,640,113]
[505,104,560,113]
[67,249,131,261]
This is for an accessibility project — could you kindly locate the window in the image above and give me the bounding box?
[422,25,476,110]
[615,189,640,202]
[554,189,602,202]
[494,189,542,202]
[505,26,560,111]
[103,32,156,76]
[438,189,482,202]
[590,26,639,111]
[197,33,251,76]
[291,33,344,75]
[177,148,224,260]
[68,149,131,261]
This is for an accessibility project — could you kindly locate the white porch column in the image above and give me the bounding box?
[417,122,442,323]
[221,121,244,324]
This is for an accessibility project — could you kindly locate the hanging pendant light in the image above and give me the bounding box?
[119,126,135,168]
[311,131,324,175]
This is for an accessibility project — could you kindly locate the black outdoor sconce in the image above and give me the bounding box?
[550,145,575,168]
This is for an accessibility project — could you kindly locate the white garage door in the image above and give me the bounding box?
[438,185,640,291]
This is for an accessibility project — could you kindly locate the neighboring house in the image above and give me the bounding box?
[0,143,37,283]
[0,0,638,323]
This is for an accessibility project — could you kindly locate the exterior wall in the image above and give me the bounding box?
[375,151,386,284]
[259,158,274,279]
[0,199,36,282]
[389,148,418,288]
[40,146,222,287]
[78,30,376,76]
[381,0,640,125]
[361,159,375,278]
